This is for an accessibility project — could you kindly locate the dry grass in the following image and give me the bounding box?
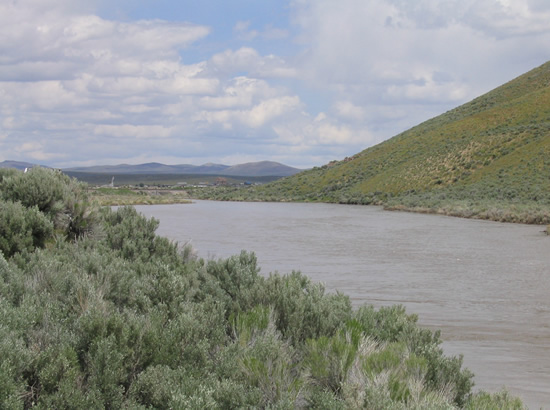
[90,188,192,206]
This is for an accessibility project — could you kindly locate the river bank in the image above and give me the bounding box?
[89,187,192,206]
[91,185,550,233]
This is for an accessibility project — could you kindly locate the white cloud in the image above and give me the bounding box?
[244,96,301,128]
[13,140,61,161]
[197,95,301,129]
[1,0,549,168]
[209,48,297,79]
[199,77,278,109]
[233,20,289,41]
[290,0,550,140]
[386,77,469,102]
[274,110,373,148]
[4,81,86,111]
[17,142,42,153]
[211,47,262,73]
[0,3,210,82]
[316,123,363,145]
[93,124,173,139]
[234,20,258,41]
[2,117,17,130]
[383,0,550,36]
[464,0,550,37]
[333,101,366,121]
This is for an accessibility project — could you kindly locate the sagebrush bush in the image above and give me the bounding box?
[202,250,266,318]
[263,271,352,344]
[101,206,180,263]
[0,200,53,257]
[464,389,526,409]
[1,167,99,243]
[0,167,68,218]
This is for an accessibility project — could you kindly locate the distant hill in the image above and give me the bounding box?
[0,160,42,171]
[64,161,302,177]
[219,61,550,224]
[222,161,302,177]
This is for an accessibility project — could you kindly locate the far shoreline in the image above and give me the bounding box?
[93,187,550,234]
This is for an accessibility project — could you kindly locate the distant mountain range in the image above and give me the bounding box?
[0,160,303,177]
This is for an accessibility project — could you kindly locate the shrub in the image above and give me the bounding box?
[128,365,186,409]
[304,324,458,409]
[305,329,369,394]
[0,167,68,219]
[100,206,179,263]
[263,271,352,344]
[0,167,18,182]
[0,167,99,241]
[201,251,266,318]
[465,389,526,409]
[0,297,30,409]
[86,335,126,408]
[61,198,98,241]
[352,304,474,406]
[234,307,305,408]
[0,200,53,257]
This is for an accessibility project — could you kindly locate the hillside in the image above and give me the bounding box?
[210,61,550,224]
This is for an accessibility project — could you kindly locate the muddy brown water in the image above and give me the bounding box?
[135,201,550,408]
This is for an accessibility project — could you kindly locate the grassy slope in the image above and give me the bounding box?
[210,61,550,223]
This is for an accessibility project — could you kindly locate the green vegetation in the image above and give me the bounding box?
[0,167,97,252]
[194,61,550,224]
[0,168,526,408]
[89,187,192,206]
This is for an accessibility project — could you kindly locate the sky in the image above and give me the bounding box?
[1,0,549,169]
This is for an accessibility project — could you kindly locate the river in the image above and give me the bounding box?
[134,200,550,408]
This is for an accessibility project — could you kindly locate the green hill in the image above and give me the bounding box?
[201,61,550,224]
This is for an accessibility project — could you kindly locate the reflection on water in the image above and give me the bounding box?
[135,200,550,408]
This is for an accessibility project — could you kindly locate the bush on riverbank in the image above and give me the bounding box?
[0,168,526,408]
